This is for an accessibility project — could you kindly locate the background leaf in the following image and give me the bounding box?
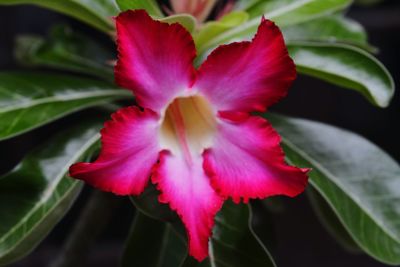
[207,201,276,267]
[0,119,103,265]
[116,0,163,17]
[195,11,249,52]
[132,189,276,267]
[15,25,114,82]
[160,14,197,33]
[307,187,360,253]
[0,72,130,141]
[197,0,352,54]
[234,0,262,12]
[282,15,374,51]
[288,42,395,107]
[0,0,118,33]
[247,0,351,21]
[121,211,186,267]
[268,113,400,265]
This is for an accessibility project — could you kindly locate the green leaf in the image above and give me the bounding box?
[268,113,400,265]
[283,15,375,52]
[0,0,118,33]
[15,25,114,82]
[0,72,130,141]
[307,187,360,253]
[247,0,351,19]
[288,42,395,107]
[133,190,276,267]
[195,11,249,53]
[207,201,276,267]
[234,0,262,11]
[116,0,163,17]
[160,14,197,33]
[122,211,187,267]
[0,119,103,265]
[250,201,277,251]
[179,202,276,267]
[197,0,351,55]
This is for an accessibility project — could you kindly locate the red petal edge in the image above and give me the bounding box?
[114,9,197,112]
[203,114,309,203]
[195,18,296,113]
[69,107,160,196]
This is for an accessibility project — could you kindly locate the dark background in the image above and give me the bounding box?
[0,1,399,266]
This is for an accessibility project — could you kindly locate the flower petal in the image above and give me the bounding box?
[203,114,308,203]
[194,18,296,113]
[115,10,196,112]
[152,151,224,261]
[69,107,160,195]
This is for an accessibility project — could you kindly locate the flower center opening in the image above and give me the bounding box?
[159,95,217,164]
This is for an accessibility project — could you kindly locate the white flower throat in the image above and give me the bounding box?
[159,95,217,164]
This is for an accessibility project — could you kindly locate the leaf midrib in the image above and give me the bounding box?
[0,90,130,113]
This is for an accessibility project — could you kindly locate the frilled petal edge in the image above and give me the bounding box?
[194,17,296,113]
[115,10,197,112]
[203,114,309,203]
[69,107,160,195]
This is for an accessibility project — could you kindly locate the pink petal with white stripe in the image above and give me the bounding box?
[152,151,223,261]
[69,107,160,195]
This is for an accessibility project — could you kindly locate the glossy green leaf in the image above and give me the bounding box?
[116,0,163,17]
[283,15,374,52]
[132,187,180,226]
[160,14,197,33]
[197,0,351,55]
[250,201,277,252]
[0,119,103,265]
[247,0,350,19]
[15,25,114,82]
[0,0,119,33]
[234,0,262,11]
[133,190,276,267]
[307,187,360,253]
[208,201,276,267]
[0,72,130,141]
[195,11,249,53]
[288,42,395,107]
[122,212,186,267]
[179,202,276,267]
[268,113,400,265]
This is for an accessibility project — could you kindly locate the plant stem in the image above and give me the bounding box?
[50,189,120,267]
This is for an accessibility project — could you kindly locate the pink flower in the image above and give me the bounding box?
[69,10,309,261]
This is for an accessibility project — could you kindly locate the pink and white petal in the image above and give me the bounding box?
[69,107,160,196]
[115,10,196,112]
[194,18,296,113]
[203,115,309,203]
[152,151,224,261]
